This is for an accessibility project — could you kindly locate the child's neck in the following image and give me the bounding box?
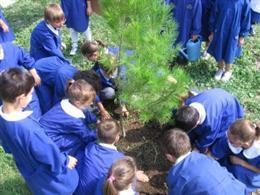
[2,102,22,114]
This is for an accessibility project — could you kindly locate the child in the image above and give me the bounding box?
[73,70,111,120]
[0,68,79,195]
[0,42,42,119]
[40,79,97,156]
[165,0,202,46]
[74,119,124,195]
[30,3,66,61]
[35,56,78,113]
[207,0,251,81]
[174,88,244,153]
[211,119,260,192]
[95,156,149,195]
[161,129,248,195]
[61,0,93,55]
[0,9,15,43]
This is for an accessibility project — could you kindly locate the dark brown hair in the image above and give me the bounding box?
[161,129,191,158]
[44,3,65,23]
[174,106,200,132]
[97,119,120,144]
[103,156,136,195]
[81,41,99,57]
[229,119,259,142]
[66,79,96,106]
[0,68,35,103]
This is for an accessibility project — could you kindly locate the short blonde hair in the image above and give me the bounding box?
[44,3,64,22]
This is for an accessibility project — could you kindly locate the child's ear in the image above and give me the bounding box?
[165,154,176,163]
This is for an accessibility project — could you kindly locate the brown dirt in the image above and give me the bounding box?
[117,114,171,195]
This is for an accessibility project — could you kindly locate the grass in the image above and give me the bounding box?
[0,0,259,194]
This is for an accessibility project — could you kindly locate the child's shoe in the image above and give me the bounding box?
[70,43,78,56]
[214,69,224,81]
[221,71,232,82]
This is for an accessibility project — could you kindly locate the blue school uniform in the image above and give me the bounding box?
[0,108,79,195]
[166,0,202,46]
[0,10,15,43]
[167,151,248,195]
[30,20,65,61]
[0,42,42,119]
[34,56,78,113]
[61,0,89,32]
[40,99,97,156]
[207,0,251,64]
[185,88,244,153]
[211,135,260,192]
[201,0,214,41]
[75,142,124,195]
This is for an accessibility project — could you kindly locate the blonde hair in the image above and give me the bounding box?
[103,156,137,195]
[44,3,65,23]
[66,79,95,106]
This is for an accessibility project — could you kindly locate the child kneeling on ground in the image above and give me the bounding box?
[0,68,78,195]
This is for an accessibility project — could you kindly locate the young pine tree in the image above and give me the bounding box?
[100,0,189,124]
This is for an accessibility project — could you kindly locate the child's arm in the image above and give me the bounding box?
[96,101,112,120]
[208,1,217,41]
[136,170,149,182]
[0,19,9,32]
[230,155,260,173]
[87,0,93,16]
[29,68,41,86]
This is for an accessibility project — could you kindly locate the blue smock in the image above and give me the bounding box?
[185,88,244,152]
[166,0,202,46]
[34,56,78,113]
[211,134,260,192]
[39,100,97,156]
[30,20,65,61]
[61,0,89,32]
[167,152,248,195]
[207,0,251,64]
[74,142,124,195]
[0,110,79,195]
[0,10,15,43]
[0,42,42,119]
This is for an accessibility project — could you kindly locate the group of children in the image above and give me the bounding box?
[166,0,259,82]
[0,1,259,195]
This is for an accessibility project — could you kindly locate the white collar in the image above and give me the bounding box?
[0,44,4,60]
[98,142,117,150]
[0,106,33,121]
[189,102,206,124]
[251,0,260,13]
[175,151,191,166]
[226,131,243,154]
[119,184,136,195]
[243,140,260,159]
[60,99,85,119]
[46,22,60,36]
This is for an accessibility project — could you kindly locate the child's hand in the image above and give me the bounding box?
[208,33,214,42]
[101,110,112,120]
[191,35,198,41]
[0,20,9,32]
[239,37,245,46]
[136,170,149,182]
[67,156,78,169]
[29,69,41,86]
[86,1,93,16]
[230,155,246,166]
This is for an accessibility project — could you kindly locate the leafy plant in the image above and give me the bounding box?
[100,0,189,124]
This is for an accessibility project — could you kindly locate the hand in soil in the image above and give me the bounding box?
[136,170,150,183]
[100,110,112,120]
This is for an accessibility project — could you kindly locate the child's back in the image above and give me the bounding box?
[167,151,248,195]
[40,99,97,156]
[75,141,124,195]
[0,110,78,195]
[0,9,15,43]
